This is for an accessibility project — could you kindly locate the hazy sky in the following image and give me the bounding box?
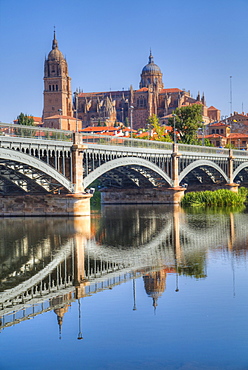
[0,0,247,123]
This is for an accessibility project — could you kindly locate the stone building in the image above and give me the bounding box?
[76,51,220,129]
[203,121,248,149]
[226,112,248,134]
[42,33,220,130]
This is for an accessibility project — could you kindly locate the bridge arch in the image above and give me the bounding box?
[179,159,229,184]
[233,162,248,180]
[0,148,73,193]
[83,156,173,188]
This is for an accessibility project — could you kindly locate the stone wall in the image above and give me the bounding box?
[100,187,185,204]
[0,194,91,217]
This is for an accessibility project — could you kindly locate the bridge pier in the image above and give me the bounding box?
[100,187,185,204]
[226,149,239,193]
[0,193,91,216]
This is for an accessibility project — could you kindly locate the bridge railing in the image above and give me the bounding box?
[0,123,73,142]
[81,133,174,150]
[177,143,231,155]
[1,123,248,157]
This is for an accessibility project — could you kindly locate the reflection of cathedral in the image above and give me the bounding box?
[42,33,220,130]
[143,268,175,308]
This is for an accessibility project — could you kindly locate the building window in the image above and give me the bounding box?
[56,85,58,91]
[137,96,147,108]
[212,129,215,134]
[49,85,51,91]
[216,141,220,146]
[216,129,219,134]
[221,129,223,134]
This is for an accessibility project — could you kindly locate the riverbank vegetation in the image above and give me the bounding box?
[181,187,248,208]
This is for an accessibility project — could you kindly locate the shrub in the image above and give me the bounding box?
[181,189,246,207]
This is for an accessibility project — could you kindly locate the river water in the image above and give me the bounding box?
[0,205,248,370]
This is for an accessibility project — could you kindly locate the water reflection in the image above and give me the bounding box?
[1,205,248,336]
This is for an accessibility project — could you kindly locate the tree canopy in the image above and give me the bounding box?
[147,114,172,142]
[168,104,203,144]
[17,113,34,126]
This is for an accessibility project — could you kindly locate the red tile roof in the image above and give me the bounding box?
[44,115,77,120]
[80,126,123,132]
[228,133,248,138]
[208,106,218,110]
[160,88,182,93]
[136,87,149,92]
[205,134,225,138]
[209,122,227,127]
[78,90,128,97]
[229,113,248,118]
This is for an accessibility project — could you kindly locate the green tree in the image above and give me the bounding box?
[168,104,203,144]
[147,114,172,142]
[17,112,35,126]
[200,138,213,147]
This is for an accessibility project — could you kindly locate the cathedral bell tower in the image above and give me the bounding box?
[43,31,72,119]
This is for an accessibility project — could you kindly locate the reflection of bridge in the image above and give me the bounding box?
[1,206,247,331]
[1,124,248,211]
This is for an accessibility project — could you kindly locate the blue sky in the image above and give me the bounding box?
[0,0,248,123]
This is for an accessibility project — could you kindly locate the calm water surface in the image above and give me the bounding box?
[0,205,248,370]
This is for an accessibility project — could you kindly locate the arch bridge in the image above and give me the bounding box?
[0,124,248,204]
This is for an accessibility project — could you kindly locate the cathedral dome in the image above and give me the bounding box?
[48,47,64,61]
[47,31,64,61]
[142,51,161,73]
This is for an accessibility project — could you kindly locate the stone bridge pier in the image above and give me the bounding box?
[101,144,186,204]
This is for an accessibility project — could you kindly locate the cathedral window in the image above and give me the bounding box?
[137,96,147,108]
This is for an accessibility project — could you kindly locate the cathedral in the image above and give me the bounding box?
[42,32,220,131]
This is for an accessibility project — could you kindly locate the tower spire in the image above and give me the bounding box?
[149,49,154,64]
[52,27,58,50]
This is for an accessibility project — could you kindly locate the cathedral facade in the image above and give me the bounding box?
[42,33,220,130]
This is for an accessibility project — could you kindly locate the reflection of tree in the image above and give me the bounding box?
[178,252,207,279]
